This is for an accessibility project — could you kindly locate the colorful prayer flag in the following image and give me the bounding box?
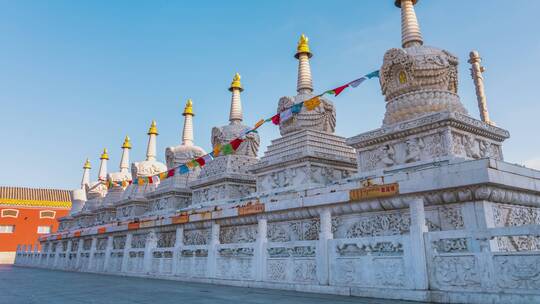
[167,169,175,177]
[159,172,167,180]
[221,143,234,155]
[195,157,205,167]
[291,102,303,114]
[179,165,189,174]
[271,114,280,125]
[304,97,321,111]
[190,159,200,167]
[230,138,243,150]
[331,84,350,96]
[253,119,265,129]
[213,144,221,157]
[280,108,293,122]
[202,154,213,163]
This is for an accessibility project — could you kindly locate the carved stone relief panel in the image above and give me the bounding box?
[358,131,448,171]
[293,259,317,283]
[156,231,176,248]
[494,255,540,290]
[131,233,147,249]
[219,224,257,244]
[334,211,410,239]
[452,131,502,160]
[83,239,92,251]
[183,229,210,246]
[336,242,404,257]
[267,218,320,242]
[431,256,481,289]
[257,166,351,193]
[97,238,108,251]
[493,204,540,227]
[113,236,126,250]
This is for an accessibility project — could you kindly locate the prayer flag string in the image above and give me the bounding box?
[106,70,379,188]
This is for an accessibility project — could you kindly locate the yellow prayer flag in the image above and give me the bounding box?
[159,172,168,180]
[253,119,265,129]
[186,161,195,169]
[138,177,145,185]
[213,144,221,157]
[304,97,321,111]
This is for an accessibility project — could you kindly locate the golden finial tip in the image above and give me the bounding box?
[183,98,194,116]
[229,72,243,92]
[295,33,312,58]
[148,120,158,135]
[100,149,109,160]
[122,136,132,149]
[83,158,91,169]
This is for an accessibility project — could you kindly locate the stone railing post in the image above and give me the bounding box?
[53,243,60,268]
[75,238,84,270]
[121,233,133,273]
[317,208,333,285]
[172,227,184,275]
[103,235,114,272]
[65,240,73,269]
[32,243,39,266]
[88,237,97,271]
[409,197,428,290]
[144,231,157,274]
[254,218,268,281]
[207,222,220,278]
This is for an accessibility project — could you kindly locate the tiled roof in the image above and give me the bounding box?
[0,186,72,208]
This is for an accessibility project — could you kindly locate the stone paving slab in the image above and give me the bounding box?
[0,265,431,304]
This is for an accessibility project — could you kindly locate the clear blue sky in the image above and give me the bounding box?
[1,0,539,190]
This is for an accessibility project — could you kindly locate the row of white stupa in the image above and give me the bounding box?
[69,0,495,220]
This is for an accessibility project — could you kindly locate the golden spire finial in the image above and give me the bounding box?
[229,73,243,92]
[100,148,109,160]
[183,99,194,116]
[83,158,91,169]
[147,120,158,135]
[295,34,312,58]
[122,136,132,149]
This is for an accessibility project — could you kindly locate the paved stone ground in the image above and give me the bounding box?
[0,265,428,304]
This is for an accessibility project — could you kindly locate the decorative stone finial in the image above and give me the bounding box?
[229,73,243,92]
[100,148,109,160]
[396,0,423,48]
[147,120,158,135]
[295,34,314,94]
[83,158,91,169]
[182,99,195,145]
[121,136,132,149]
[183,99,194,116]
[229,73,243,124]
[468,50,493,125]
[295,34,312,59]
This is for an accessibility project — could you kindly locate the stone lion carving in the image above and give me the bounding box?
[277,95,336,135]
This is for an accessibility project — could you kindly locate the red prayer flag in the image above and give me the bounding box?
[332,84,349,96]
[230,138,244,150]
[195,157,205,166]
[271,114,280,125]
[167,169,175,177]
